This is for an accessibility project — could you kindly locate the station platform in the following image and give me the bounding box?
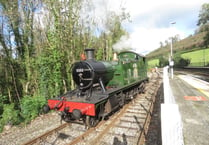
[162,69,209,145]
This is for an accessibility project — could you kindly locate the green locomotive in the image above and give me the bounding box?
[45,49,148,128]
[108,50,148,87]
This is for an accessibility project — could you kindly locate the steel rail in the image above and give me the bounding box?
[22,123,69,145]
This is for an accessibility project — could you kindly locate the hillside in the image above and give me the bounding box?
[146,32,206,59]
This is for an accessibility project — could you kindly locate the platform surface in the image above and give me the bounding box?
[169,74,209,145]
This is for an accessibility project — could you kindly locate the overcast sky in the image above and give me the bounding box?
[95,0,208,55]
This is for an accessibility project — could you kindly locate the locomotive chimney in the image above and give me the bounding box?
[85,48,95,60]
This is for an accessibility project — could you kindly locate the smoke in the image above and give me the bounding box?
[79,0,127,34]
[112,35,132,52]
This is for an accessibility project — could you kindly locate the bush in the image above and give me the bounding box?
[0,103,3,118]
[0,120,4,132]
[158,56,169,67]
[174,56,190,67]
[20,95,46,123]
[0,95,8,116]
[1,103,21,127]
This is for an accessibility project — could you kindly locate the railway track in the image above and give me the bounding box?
[175,68,209,82]
[22,73,161,145]
[22,123,69,145]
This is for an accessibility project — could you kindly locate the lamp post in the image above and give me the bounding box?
[170,21,176,79]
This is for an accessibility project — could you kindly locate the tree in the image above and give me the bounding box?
[197,3,209,26]
[172,34,180,43]
[0,1,23,103]
[164,40,169,46]
[159,41,163,48]
[0,0,131,129]
[197,3,209,47]
[158,56,169,67]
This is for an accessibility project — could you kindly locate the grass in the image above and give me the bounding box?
[148,48,209,67]
[148,59,159,69]
[181,48,209,66]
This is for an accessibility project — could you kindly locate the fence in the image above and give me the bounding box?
[189,61,209,67]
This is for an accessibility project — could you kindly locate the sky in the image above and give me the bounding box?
[32,0,209,55]
[94,0,209,55]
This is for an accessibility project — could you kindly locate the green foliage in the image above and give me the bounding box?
[158,56,169,67]
[197,3,209,26]
[197,3,209,48]
[0,95,7,116]
[96,48,103,60]
[148,59,159,69]
[0,95,8,105]
[181,48,209,66]
[0,120,4,132]
[110,16,127,45]
[198,24,209,32]
[174,55,190,67]
[38,32,63,98]
[20,95,46,123]
[1,103,20,126]
[0,104,3,117]
[0,57,23,103]
[0,0,132,130]
[203,30,209,47]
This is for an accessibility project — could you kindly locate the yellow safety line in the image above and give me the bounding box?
[197,88,209,98]
[178,75,209,99]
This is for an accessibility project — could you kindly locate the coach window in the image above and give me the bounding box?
[135,55,139,60]
[143,57,146,63]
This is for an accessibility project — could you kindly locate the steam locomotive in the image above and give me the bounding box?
[43,49,148,128]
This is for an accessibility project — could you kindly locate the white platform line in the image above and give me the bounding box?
[161,66,184,145]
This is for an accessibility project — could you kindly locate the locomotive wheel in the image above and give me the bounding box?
[119,93,125,107]
[86,116,98,128]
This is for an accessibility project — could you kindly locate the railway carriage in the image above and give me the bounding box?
[44,49,148,128]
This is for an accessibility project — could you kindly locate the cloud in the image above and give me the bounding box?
[118,0,209,54]
[90,0,208,55]
[130,27,185,55]
[125,0,206,19]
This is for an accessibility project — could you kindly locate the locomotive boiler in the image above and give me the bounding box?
[44,49,148,128]
[72,49,116,93]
